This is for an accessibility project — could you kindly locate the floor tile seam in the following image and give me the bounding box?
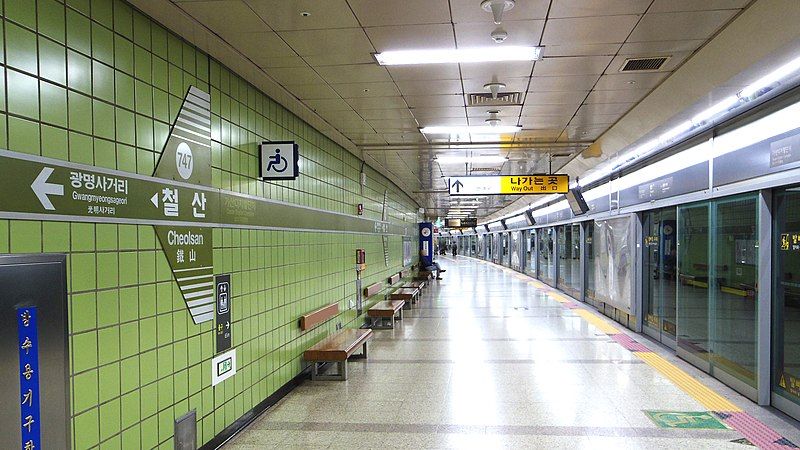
[358,358,646,364]
[248,420,746,438]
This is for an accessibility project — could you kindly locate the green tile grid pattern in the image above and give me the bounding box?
[0,1,420,448]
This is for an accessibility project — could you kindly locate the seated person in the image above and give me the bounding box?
[424,261,446,280]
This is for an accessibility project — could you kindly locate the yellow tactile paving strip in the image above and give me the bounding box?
[573,309,622,335]
[545,291,740,412]
[636,352,742,412]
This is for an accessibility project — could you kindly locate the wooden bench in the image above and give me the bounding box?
[303,328,373,381]
[299,303,338,331]
[414,270,433,281]
[389,287,420,304]
[363,282,383,297]
[388,273,401,285]
[403,280,426,291]
[367,300,405,329]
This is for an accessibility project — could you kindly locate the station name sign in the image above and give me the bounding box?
[449,175,569,196]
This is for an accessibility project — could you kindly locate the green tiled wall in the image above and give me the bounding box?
[0,0,420,448]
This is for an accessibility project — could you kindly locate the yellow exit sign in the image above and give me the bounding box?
[499,175,569,194]
[449,175,569,195]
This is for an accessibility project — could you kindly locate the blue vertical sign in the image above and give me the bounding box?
[419,222,433,267]
[17,307,41,450]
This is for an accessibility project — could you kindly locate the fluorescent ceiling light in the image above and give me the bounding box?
[421,125,522,134]
[374,46,542,66]
[436,155,508,164]
[690,95,740,125]
[739,55,800,98]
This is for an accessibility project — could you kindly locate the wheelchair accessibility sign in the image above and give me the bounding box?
[259,141,299,180]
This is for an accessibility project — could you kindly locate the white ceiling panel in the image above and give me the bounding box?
[522,103,579,117]
[526,90,589,105]
[619,39,706,55]
[529,75,601,92]
[549,0,651,18]
[514,129,563,140]
[303,98,352,111]
[629,10,739,42]
[416,116,468,127]
[396,79,464,97]
[255,56,307,68]
[411,107,467,119]
[219,31,295,59]
[449,0,550,23]
[304,53,377,67]
[570,111,624,125]
[543,16,640,45]
[584,89,649,104]
[332,82,400,98]
[348,134,387,144]
[576,102,637,116]
[244,0,358,30]
[278,28,374,56]
[317,108,363,123]
[519,115,571,128]
[454,20,545,47]
[177,1,266,33]
[365,24,456,51]
[264,66,326,85]
[367,118,420,131]
[358,108,416,120]
[544,43,621,57]
[459,61,535,80]
[533,56,613,76]
[346,96,409,110]
[405,95,465,108]
[314,64,392,84]
[289,83,341,100]
[349,0,451,26]
[648,0,750,13]
[594,72,669,90]
[387,65,461,81]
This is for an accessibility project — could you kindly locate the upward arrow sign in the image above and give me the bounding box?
[451,179,464,193]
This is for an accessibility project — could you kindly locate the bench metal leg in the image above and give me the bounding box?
[368,316,395,330]
[311,361,348,381]
[397,308,403,321]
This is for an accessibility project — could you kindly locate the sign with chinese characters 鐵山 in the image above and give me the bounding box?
[17,307,41,450]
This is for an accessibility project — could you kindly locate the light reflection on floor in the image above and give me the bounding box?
[227,257,800,449]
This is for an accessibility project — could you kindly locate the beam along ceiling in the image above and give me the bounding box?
[169,0,751,220]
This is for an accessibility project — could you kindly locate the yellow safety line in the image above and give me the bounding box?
[636,353,742,412]
[526,268,742,414]
[574,309,621,335]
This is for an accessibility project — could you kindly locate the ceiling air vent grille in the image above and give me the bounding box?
[467,92,523,107]
[620,56,669,72]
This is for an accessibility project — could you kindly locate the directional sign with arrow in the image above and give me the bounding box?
[448,175,569,196]
[31,167,64,210]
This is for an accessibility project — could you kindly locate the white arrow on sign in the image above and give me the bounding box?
[150,193,159,208]
[31,167,64,210]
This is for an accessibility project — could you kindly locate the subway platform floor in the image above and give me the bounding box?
[226,257,800,449]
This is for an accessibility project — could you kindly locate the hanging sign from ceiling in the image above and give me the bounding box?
[448,175,569,196]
